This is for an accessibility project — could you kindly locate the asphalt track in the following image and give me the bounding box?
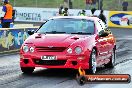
[0,28,132,88]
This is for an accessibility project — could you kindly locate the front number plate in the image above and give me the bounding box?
[41,56,56,60]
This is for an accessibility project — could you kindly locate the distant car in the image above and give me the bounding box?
[127,17,132,25]
[20,16,116,74]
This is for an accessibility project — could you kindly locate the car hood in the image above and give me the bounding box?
[24,33,91,47]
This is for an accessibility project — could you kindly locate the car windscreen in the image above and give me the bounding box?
[37,18,95,34]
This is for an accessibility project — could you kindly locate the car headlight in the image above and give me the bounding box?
[30,47,34,53]
[75,46,82,54]
[67,48,72,54]
[23,46,29,53]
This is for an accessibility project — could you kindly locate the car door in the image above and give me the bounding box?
[95,20,110,65]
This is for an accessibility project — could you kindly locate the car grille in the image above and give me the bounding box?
[34,59,66,66]
[36,46,67,52]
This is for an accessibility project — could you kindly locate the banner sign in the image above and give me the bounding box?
[12,7,109,24]
[14,7,58,22]
[0,7,111,24]
[13,7,84,22]
[108,11,132,28]
[0,28,37,53]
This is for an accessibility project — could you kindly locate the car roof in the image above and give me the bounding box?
[50,16,100,21]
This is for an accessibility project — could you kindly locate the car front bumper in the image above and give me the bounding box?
[20,51,90,69]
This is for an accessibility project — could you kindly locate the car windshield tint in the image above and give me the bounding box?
[37,19,95,34]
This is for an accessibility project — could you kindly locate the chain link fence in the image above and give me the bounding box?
[0,0,131,10]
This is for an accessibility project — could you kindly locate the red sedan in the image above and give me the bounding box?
[20,16,116,74]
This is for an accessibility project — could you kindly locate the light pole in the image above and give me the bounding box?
[13,0,16,7]
[98,0,103,10]
[68,0,69,8]
[119,0,121,10]
[98,0,100,10]
[36,0,37,8]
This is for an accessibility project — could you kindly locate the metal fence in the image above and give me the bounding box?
[0,0,131,11]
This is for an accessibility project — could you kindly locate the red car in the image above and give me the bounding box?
[20,16,116,74]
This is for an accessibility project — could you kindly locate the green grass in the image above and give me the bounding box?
[1,0,132,11]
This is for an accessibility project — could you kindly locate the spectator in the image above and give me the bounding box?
[79,10,86,16]
[98,10,106,24]
[1,0,13,28]
[122,0,128,11]
[12,9,16,23]
[63,7,69,16]
[91,8,97,16]
[86,0,96,10]
[86,0,92,10]
[92,0,97,9]
[59,5,63,16]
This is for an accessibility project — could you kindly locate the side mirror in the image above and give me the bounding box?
[99,31,109,37]
[104,28,112,34]
[28,30,34,35]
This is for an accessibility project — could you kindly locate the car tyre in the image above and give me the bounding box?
[21,67,35,74]
[127,20,130,25]
[105,49,116,68]
[87,49,97,74]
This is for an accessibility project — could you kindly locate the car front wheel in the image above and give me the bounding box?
[21,67,35,74]
[88,49,97,74]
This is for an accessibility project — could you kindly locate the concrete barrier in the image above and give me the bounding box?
[0,27,38,54]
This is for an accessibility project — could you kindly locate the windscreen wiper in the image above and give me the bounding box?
[71,32,92,35]
[45,31,66,34]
